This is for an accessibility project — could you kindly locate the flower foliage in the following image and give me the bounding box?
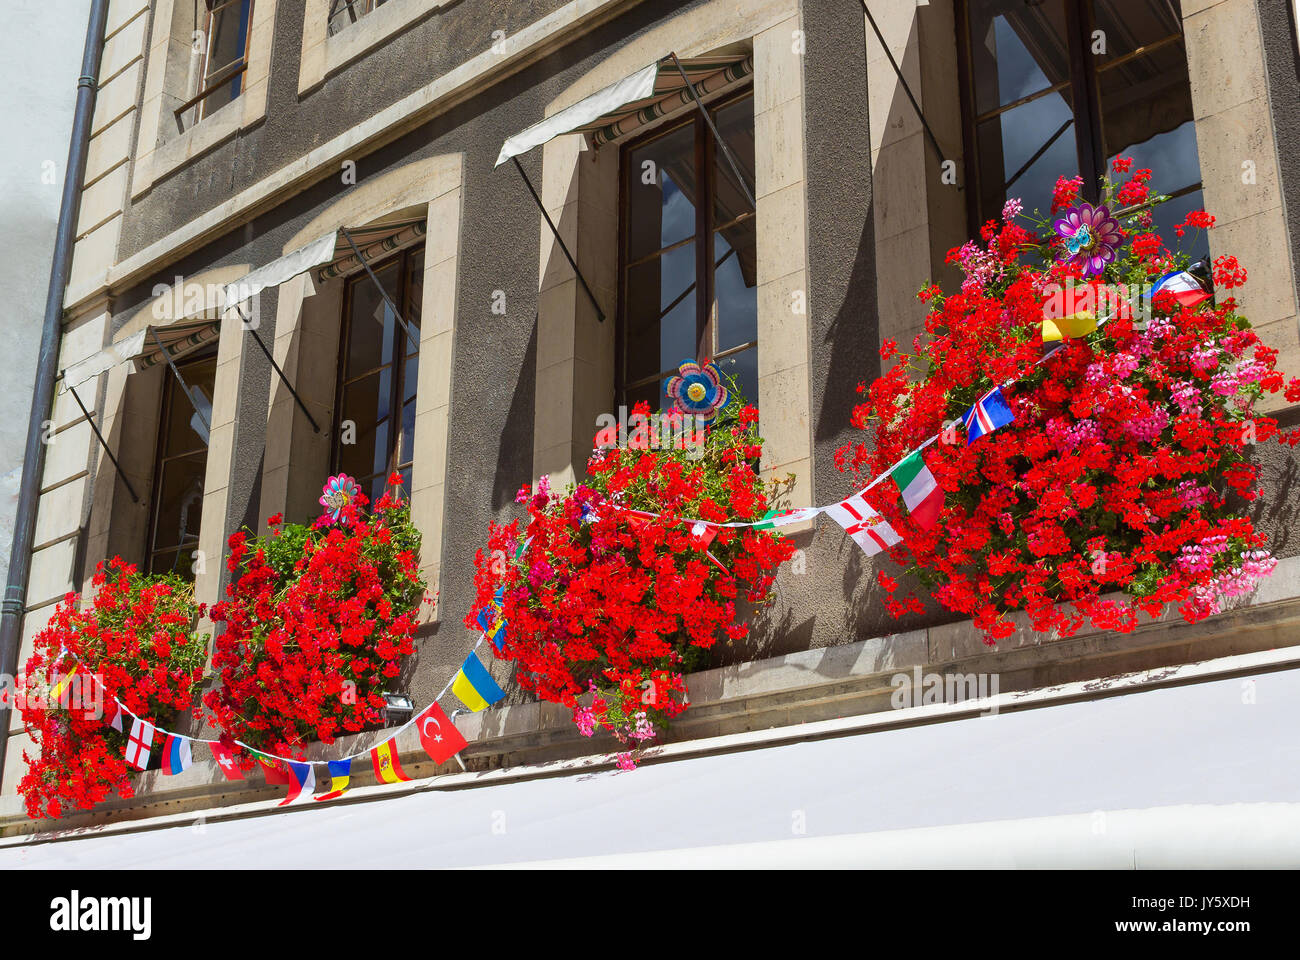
[204,475,428,758]
[845,161,1300,643]
[17,559,207,819]
[468,400,796,760]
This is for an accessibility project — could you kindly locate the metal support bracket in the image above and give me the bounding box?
[65,381,142,504]
[667,52,757,212]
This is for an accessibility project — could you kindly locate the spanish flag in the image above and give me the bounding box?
[452,652,506,712]
[370,738,410,784]
[1041,309,1097,342]
[50,663,78,703]
[316,759,352,801]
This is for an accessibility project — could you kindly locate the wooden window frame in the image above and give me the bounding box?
[330,243,425,492]
[615,84,757,407]
[174,0,255,130]
[145,348,218,578]
[956,0,1202,232]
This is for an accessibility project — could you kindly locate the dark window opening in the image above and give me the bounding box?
[327,0,389,36]
[959,0,1206,261]
[175,0,254,130]
[617,87,758,414]
[146,349,217,580]
[331,244,424,505]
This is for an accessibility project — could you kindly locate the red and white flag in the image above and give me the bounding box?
[825,492,901,557]
[210,742,245,781]
[124,717,155,770]
[415,702,468,764]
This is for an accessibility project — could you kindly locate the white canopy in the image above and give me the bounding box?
[494,53,753,166]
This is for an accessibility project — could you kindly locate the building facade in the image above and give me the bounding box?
[3,0,1300,827]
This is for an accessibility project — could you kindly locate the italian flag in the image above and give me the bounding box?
[892,450,942,529]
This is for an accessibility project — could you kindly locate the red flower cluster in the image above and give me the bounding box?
[204,476,428,759]
[17,559,207,819]
[468,403,795,757]
[844,164,1300,643]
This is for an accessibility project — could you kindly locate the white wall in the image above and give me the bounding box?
[0,0,93,584]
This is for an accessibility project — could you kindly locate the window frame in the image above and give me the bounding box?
[144,347,218,579]
[174,0,256,130]
[956,0,1202,232]
[614,84,757,408]
[326,0,385,36]
[329,242,425,495]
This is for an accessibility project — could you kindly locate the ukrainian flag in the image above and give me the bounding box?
[452,653,506,712]
[316,759,352,801]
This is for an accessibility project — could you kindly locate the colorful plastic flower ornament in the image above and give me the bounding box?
[319,473,360,521]
[1052,202,1124,277]
[665,358,729,424]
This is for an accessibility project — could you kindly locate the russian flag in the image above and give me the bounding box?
[1149,270,1210,308]
[963,387,1015,445]
[161,734,192,776]
[278,761,316,806]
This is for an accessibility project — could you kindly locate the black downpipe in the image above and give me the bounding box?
[0,0,110,789]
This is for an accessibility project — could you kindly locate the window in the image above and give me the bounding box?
[327,0,389,35]
[618,89,758,413]
[960,0,1206,260]
[176,0,254,130]
[146,350,217,579]
[332,244,424,504]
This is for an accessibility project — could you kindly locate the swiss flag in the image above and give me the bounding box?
[210,743,245,781]
[415,703,468,764]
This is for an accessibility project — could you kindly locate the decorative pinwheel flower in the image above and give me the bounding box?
[1053,202,1123,277]
[665,359,729,424]
[319,473,360,521]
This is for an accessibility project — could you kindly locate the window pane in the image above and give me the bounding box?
[625,379,663,414]
[202,0,251,113]
[969,0,1070,116]
[1091,0,1182,61]
[338,370,392,479]
[344,261,401,378]
[151,452,207,554]
[713,220,757,353]
[625,242,697,385]
[1147,187,1210,264]
[161,356,216,457]
[626,123,698,261]
[976,87,1077,220]
[712,95,755,225]
[716,346,758,412]
[1098,53,1199,192]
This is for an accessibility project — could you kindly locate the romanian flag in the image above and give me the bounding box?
[316,759,352,801]
[452,652,506,713]
[370,738,411,784]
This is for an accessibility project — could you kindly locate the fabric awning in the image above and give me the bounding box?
[59,319,220,394]
[221,216,427,309]
[494,52,753,166]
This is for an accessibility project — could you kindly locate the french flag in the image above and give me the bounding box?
[963,387,1015,445]
[1149,270,1210,308]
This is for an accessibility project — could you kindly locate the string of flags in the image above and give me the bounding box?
[51,621,499,806]
[45,311,1114,806]
[596,319,1097,554]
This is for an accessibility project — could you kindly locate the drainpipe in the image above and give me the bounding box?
[0,0,110,789]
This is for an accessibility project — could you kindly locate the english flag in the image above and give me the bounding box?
[124,717,155,771]
[416,702,468,764]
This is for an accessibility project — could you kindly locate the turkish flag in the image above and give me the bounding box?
[415,703,468,764]
[210,743,245,781]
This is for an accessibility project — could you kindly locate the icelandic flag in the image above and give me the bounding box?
[279,760,316,806]
[161,734,193,776]
[963,387,1015,445]
[1149,270,1210,308]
